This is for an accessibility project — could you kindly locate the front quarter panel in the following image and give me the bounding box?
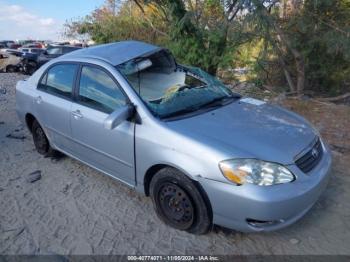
[134,117,229,194]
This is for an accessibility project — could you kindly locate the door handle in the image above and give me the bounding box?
[72,110,83,119]
[35,96,42,104]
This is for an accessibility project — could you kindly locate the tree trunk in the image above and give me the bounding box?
[256,0,305,94]
[273,40,296,92]
[275,26,305,94]
[295,54,305,94]
[282,63,296,93]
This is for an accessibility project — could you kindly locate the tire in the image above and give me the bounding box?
[150,167,211,234]
[24,61,37,75]
[31,120,55,157]
[6,65,16,73]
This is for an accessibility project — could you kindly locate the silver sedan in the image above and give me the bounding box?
[16,41,332,234]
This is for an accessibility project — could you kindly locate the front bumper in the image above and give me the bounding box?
[198,142,332,232]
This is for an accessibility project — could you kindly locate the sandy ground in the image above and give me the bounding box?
[0,73,350,255]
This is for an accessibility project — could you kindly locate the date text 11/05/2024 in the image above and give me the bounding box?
[127,256,219,261]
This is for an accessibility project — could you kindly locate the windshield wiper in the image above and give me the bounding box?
[160,94,241,120]
[160,105,202,119]
[198,95,240,109]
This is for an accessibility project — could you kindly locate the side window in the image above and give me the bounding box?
[38,64,77,98]
[78,66,127,113]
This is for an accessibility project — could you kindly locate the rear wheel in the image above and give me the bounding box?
[150,167,211,234]
[31,120,54,157]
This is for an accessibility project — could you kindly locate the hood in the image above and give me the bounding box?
[166,98,316,165]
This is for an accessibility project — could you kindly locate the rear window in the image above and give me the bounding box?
[46,47,62,55]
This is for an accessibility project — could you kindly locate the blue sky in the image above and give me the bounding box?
[0,0,105,40]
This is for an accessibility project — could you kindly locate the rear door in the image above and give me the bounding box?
[34,63,78,154]
[70,64,135,185]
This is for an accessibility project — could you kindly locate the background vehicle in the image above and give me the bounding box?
[8,43,22,49]
[21,45,81,75]
[4,49,24,57]
[18,40,35,46]
[51,41,70,46]
[22,42,45,49]
[0,52,21,72]
[19,47,45,54]
[0,40,15,48]
[0,44,7,51]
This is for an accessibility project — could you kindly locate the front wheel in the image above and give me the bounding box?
[150,168,211,234]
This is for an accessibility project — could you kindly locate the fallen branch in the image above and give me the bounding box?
[318,92,350,102]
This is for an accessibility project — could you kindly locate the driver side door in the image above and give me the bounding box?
[70,64,135,185]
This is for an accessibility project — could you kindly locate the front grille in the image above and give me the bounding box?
[295,138,323,173]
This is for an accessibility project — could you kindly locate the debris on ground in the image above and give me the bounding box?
[0,86,6,94]
[61,183,71,195]
[26,170,42,183]
[6,133,26,140]
[289,238,300,245]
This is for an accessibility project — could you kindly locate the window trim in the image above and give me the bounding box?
[37,61,79,101]
[73,62,131,114]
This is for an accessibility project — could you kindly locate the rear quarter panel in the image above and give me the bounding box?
[16,59,55,128]
[16,79,36,129]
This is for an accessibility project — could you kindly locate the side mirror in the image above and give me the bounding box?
[104,105,134,130]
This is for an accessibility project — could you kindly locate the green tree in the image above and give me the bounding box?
[249,0,350,95]
[64,0,350,96]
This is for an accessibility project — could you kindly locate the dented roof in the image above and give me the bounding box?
[62,40,161,66]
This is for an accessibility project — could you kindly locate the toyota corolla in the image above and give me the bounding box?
[16,41,332,234]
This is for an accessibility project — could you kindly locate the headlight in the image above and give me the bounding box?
[219,159,295,186]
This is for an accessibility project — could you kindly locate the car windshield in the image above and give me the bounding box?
[117,50,236,119]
